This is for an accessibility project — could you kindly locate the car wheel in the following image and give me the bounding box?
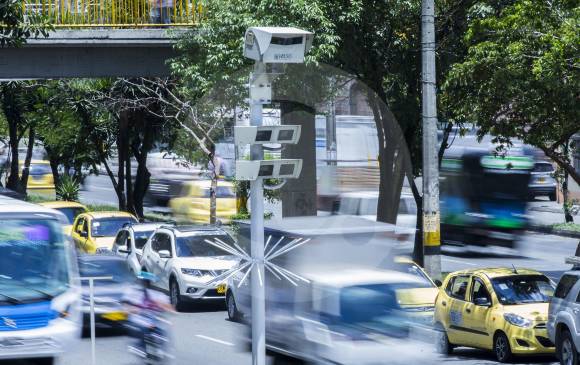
[226,291,240,321]
[494,332,513,363]
[435,325,453,355]
[550,192,557,201]
[560,330,578,365]
[170,279,184,312]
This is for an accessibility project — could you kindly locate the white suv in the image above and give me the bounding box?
[140,225,239,311]
[112,223,167,274]
[548,269,580,365]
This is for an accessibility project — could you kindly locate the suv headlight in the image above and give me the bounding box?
[504,313,532,328]
[181,268,204,277]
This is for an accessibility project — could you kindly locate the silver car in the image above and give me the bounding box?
[548,269,580,365]
[529,161,557,201]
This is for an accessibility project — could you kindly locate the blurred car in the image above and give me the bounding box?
[140,225,238,311]
[77,255,135,331]
[264,268,435,365]
[547,269,580,365]
[529,161,557,201]
[71,211,138,254]
[111,223,168,274]
[434,268,556,362]
[169,180,237,223]
[39,201,88,234]
[387,257,439,325]
[333,191,417,231]
[0,195,81,364]
[20,160,55,196]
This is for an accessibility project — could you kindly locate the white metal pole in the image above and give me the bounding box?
[250,61,266,365]
[421,0,442,279]
[89,278,96,365]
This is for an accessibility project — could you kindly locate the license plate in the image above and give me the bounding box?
[217,284,227,294]
[538,177,545,183]
[102,311,127,321]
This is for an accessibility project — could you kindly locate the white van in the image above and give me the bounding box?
[0,196,81,365]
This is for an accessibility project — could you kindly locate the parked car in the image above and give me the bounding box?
[39,201,88,234]
[71,211,138,254]
[434,268,556,362]
[548,269,580,365]
[529,161,557,201]
[112,223,168,274]
[169,180,237,224]
[140,225,238,311]
[77,255,135,331]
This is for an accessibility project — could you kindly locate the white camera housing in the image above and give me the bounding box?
[235,125,301,145]
[244,27,314,64]
[236,159,303,180]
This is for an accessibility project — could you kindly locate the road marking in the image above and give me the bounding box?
[195,334,234,346]
[442,257,477,266]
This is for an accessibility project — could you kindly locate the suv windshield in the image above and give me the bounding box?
[533,163,554,173]
[176,234,235,257]
[92,217,136,237]
[491,275,554,305]
[0,219,70,302]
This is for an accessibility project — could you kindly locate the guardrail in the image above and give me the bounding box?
[23,0,203,27]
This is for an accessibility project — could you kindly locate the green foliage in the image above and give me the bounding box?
[56,175,80,202]
[85,203,120,212]
[0,0,53,47]
[443,0,580,182]
[552,223,580,233]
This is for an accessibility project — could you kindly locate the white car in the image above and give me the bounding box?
[112,223,167,275]
[140,225,239,311]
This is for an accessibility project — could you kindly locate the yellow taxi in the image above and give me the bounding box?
[21,160,55,196]
[39,201,88,234]
[71,211,138,254]
[434,267,556,362]
[389,257,439,324]
[169,179,236,223]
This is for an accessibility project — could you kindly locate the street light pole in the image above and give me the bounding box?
[421,0,441,279]
[250,62,266,365]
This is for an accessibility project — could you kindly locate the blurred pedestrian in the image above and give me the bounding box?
[150,0,173,25]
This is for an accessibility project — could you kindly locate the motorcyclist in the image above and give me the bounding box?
[123,271,173,357]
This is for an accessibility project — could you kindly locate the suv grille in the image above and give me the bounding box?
[534,322,547,329]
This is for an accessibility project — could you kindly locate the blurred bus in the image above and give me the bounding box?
[440,146,534,250]
[0,196,81,364]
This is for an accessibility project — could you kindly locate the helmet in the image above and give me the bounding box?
[137,271,158,282]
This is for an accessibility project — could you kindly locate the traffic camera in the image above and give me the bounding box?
[234,125,301,145]
[244,27,314,64]
[236,160,303,180]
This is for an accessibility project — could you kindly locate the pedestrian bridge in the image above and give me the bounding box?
[0,0,202,79]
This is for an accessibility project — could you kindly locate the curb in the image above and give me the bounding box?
[529,225,580,239]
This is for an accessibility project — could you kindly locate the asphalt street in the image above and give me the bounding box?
[69,175,580,365]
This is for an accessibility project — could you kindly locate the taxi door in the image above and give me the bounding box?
[71,216,88,252]
[463,276,494,349]
[444,275,476,347]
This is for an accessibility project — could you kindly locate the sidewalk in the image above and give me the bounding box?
[528,198,580,238]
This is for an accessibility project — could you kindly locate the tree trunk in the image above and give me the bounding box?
[18,127,35,195]
[117,112,129,211]
[367,93,410,224]
[563,142,574,223]
[45,146,61,190]
[131,115,154,220]
[6,118,20,191]
[209,143,217,224]
[126,150,134,215]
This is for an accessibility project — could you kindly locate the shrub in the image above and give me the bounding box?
[56,175,80,202]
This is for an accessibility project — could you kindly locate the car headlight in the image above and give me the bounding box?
[181,268,204,277]
[504,313,532,328]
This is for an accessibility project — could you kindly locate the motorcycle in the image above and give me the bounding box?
[126,307,173,364]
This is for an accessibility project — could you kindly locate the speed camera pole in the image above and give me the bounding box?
[250,62,266,365]
[421,0,441,279]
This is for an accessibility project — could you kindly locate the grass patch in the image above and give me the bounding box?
[86,203,119,212]
[552,223,580,233]
[25,194,52,203]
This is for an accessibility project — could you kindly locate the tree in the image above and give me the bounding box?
[0,0,51,48]
[443,0,580,185]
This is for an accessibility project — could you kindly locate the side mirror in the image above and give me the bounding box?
[80,231,88,238]
[474,297,491,307]
[158,250,172,259]
[434,279,443,287]
[118,248,131,254]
